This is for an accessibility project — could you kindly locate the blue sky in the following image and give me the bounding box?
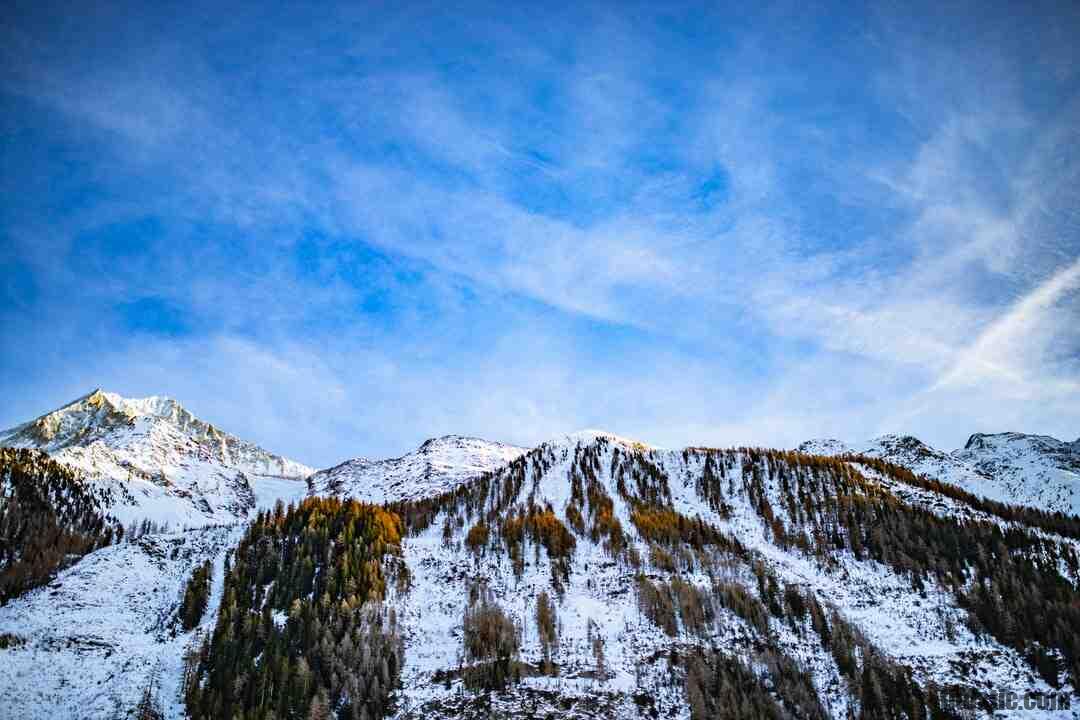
[2,0,1079,466]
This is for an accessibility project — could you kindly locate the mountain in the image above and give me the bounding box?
[308,434,527,502]
[798,431,1080,516]
[0,389,313,528]
[5,428,1080,719]
[3,396,1080,719]
[957,432,1080,516]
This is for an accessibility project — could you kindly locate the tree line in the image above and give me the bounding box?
[0,448,120,603]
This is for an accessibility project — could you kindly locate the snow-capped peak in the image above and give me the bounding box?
[0,389,314,528]
[103,391,196,424]
[962,431,1068,453]
[952,432,1080,515]
[868,433,950,463]
[2,388,313,478]
[799,434,945,463]
[1,388,131,449]
[795,438,852,456]
[415,434,502,453]
[309,435,528,503]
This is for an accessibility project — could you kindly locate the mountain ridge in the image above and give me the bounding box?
[4,389,1077,522]
[798,430,1080,516]
[2,393,1080,719]
[308,433,528,502]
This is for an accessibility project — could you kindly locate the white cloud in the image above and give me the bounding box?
[931,257,1080,394]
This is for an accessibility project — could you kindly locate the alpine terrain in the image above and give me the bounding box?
[799,433,1080,517]
[0,389,314,530]
[1,391,1079,719]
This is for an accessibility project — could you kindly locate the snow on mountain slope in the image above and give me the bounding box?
[308,434,527,502]
[4,429,1080,719]
[387,433,1077,719]
[799,432,1080,516]
[0,389,313,528]
[957,432,1080,517]
[845,435,1005,503]
[0,525,239,720]
[795,438,851,456]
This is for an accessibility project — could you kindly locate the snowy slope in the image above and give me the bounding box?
[389,433,1078,719]
[0,525,240,720]
[0,389,313,528]
[308,434,527,502]
[799,432,1080,516]
[3,417,1080,719]
[957,433,1080,516]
